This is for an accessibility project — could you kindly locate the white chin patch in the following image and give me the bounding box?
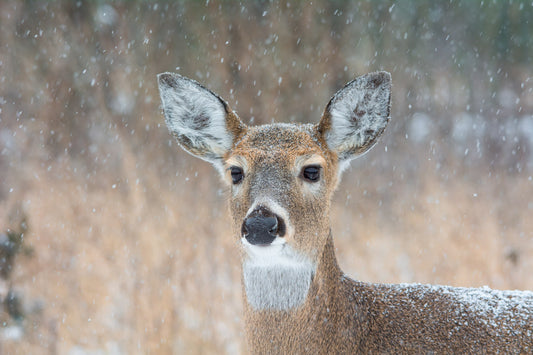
[242,238,315,311]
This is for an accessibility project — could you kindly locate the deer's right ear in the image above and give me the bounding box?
[157,73,246,174]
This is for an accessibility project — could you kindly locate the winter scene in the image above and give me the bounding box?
[0,1,532,353]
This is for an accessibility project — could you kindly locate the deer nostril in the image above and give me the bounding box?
[242,223,249,238]
[269,218,278,234]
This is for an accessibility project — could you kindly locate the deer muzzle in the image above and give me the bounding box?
[242,206,286,246]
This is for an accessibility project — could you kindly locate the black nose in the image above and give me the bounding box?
[242,207,285,245]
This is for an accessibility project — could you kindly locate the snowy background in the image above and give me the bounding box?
[0,1,532,353]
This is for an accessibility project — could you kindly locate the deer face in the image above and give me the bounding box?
[225,124,338,264]
[158,72,391,290]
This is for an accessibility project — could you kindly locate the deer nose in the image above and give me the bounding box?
[242,207,285,246]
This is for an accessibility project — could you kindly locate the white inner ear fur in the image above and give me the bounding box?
[158,74,233,174]
[325,75,390,162]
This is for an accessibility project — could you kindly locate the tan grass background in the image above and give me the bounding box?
[0,1,532,353]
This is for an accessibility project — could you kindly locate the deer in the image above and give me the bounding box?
[157,71,533,353]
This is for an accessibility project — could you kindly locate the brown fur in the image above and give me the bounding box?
[228,124,338,260]
[158,72,533,354]
[245,234,533,353]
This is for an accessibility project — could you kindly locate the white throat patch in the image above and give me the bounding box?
[242,238,315,311]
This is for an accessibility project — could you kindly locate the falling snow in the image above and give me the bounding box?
[0,1,532,353]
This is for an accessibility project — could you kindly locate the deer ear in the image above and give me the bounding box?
[317,72,391,170]
[158,73,246,174]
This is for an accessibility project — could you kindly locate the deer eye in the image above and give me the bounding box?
[302,165,321,182]
[230,166,244,184]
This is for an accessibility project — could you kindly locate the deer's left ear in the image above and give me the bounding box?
[317,72,391,170]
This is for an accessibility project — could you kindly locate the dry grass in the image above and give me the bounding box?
[1,146,243,353]
[1,142,531,354]
[334,161,533,290]
[1,1,532,353]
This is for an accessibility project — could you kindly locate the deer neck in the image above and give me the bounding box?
[242,245,315,311]
[243,233,349,353]
[242,232,342,312]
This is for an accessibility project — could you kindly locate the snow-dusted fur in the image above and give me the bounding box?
[158,72,533,354]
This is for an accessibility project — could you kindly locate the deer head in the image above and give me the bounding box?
[158,72,391,309]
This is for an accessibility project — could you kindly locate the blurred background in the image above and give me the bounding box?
[0,0,532,353]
